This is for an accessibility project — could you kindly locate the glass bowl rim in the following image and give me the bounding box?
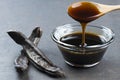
[51,23,115,49]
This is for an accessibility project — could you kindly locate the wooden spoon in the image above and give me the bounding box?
[68,1,120,23]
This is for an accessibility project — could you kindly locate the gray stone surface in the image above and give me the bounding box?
[0,0,120,80]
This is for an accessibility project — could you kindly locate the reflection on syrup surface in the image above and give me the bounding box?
[60,32,106,47]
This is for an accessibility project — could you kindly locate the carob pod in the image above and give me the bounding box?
[14,27,42,71]
[7,30,65,77]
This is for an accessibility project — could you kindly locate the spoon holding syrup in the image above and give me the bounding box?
[68,1,120,23]
[68,1,120,47]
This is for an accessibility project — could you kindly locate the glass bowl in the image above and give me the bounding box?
[52,23,115,68]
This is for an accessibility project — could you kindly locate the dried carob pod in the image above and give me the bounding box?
[7,30,65,77]
[14,27,42,71]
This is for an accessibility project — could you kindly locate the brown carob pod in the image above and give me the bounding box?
[7,30,65,77]
[14,27,42,72]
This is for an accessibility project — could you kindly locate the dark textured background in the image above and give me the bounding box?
[0,0,120,80]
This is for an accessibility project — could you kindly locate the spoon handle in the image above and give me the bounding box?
[110,5,120,10]
[101,5,120,14]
